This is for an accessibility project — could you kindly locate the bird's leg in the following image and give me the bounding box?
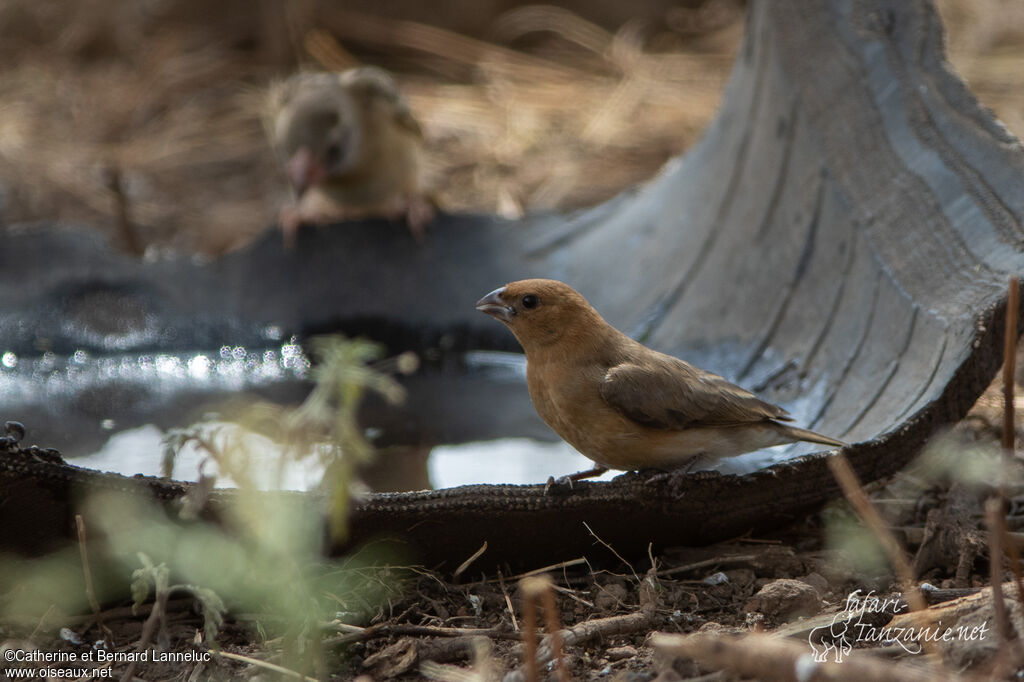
[681,455,710,474]
[279,205,303,249]
[642,454,710,485]
[402,194,435,243]
[544,466,609,495]
[565,465,609,481]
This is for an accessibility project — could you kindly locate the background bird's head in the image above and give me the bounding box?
[475,279,609,353]
[273,76,362,197]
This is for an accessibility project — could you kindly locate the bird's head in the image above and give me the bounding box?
[275,78,362,196]
[475,279,608,353]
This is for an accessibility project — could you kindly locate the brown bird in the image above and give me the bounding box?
[267,67,433,244]
[476,279,844,480]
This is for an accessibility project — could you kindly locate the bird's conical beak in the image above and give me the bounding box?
[475,287,514,321]
[286,147,326,197]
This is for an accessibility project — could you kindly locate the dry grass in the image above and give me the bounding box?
[0,0,1020,255]
[936,0,1024,139]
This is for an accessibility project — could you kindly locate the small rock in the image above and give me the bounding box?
[692,618,741,634]
[607,645,638,661]
[745,578,822,622]
[59,628,84,645]
[702,571,729,585]
[724,568,756,589]
[799,571,829,597]
[745,612,766,629]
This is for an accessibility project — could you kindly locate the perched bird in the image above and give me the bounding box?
[267,67,433,244]
[476,279,844,480]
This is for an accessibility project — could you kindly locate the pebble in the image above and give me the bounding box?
[606,645,638,661]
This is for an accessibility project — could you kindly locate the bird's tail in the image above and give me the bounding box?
[781,425,846,449]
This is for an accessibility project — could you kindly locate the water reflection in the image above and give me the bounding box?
[0,339,310,403]
[78,423,610,491]
[0,339,313,456]
[3,341,823,489]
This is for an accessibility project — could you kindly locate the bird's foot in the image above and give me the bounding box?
[543,465,609,495]
[640,468,674,485]
[544,475,575,496]
[641,468,693,498]
[641,459,720,498]
[641,454,710,484]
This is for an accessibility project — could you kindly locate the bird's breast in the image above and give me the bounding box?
[525,358,618,451]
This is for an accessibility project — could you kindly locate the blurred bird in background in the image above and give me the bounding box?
[267,67,434,245]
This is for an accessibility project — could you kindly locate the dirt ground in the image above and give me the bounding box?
[3,0,1024,679]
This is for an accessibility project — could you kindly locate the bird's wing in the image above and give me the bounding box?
[340,66,422,137]
[599,357,791,429]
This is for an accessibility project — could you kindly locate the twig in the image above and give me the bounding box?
[550,583,594,608]
[888,579,1015,624]
[827,454,926,613]
[499,558,588,582]
[28,605,56,642]
[652,632,947,682]
[582,521,639,582]
[827,453,945,667]
[453,541,488,580]
[498,570,519,631]
[981,276,1024,679]
[326,622,519,646]
[541,591,571,682]
[75,515,110,643]
[895,525,1024,549]
[503,569,661,682]
[310,620,327,682]
[985,499,1022,678]
[214,650,317,681]
[657,554,759,578]
[1000,277,1024,609]
[119,587,170,682]
[522,577,570,682]
[986,500,1014,643]
[1005,523,1024,605]
[521,579,539,682]
[1002,276,1019,454]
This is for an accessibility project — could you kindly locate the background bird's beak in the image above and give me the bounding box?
[475,287,514,321]
[285,147,327,197]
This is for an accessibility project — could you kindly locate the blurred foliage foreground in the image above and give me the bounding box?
[0,336,417,677]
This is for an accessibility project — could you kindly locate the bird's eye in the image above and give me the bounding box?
[521,294,539,309]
